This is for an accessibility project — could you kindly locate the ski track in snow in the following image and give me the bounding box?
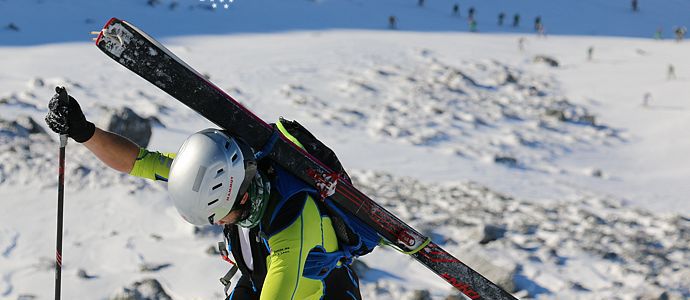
[1,272,13,297]
[1,232,19,258]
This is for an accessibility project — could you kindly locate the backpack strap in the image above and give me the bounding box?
[254,124,281,160]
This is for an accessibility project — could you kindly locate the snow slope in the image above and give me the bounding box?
[1,1,689,299]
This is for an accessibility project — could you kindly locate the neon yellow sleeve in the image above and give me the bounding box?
[128,148,176,182]
[261,196,326,300]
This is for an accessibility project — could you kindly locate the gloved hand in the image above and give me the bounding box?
[44,86,95,143]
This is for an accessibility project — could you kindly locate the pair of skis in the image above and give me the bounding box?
[94,18,517,300]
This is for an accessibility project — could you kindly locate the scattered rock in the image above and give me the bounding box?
[0,116,47,138]
[139,263,172,272]
[99,107,152,147]
[533,55,559,67]
[77,268,98,279]
[206,245,221,256]
[504,72,519,84]
[407,289,432,300]
[494,155,518,167]
[590,169,603,178]
[193,225,223,237]
[478,224,507,244]
[659,291,685,300]
[545,108,567,121]
[570,282,590,291]
[28,77,45,88]
[15,115,46,135]
[111,278,172,300]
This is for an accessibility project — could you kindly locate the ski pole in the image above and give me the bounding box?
[54,87,69,300]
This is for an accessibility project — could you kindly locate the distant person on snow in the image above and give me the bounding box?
[654,27,663,40]
[389,15,397,29]
[469,19,478,32]
[453,3,459,16]
[587,46,594,61]
[418,0,425,7]
[643,92,652,107]
[536,23,545,37]
[498,12,505,26]
[632,0,639,12]
[44,90,364,299]
[513,13,520,27]
[674,26,686,42]
[534,16,542,31]
[667,64,677,80]
[468,6,475,20]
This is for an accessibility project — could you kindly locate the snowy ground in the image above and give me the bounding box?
[1,1,689,299]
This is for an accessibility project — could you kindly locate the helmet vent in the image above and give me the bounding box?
[212,183,223,190]
[192,166,207,192]
[231,153,238,162]
[208,199,219,206]
[216,168,224,175]
[225,141,230,149]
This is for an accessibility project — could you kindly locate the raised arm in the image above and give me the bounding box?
[45,87,141,174]
[83,127,140,173]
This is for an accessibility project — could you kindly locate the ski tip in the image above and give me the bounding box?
[94,17,121,46]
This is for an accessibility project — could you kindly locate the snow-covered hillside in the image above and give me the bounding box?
[1,1,689,299]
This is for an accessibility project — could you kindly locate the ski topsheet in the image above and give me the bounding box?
[95,18,517,300]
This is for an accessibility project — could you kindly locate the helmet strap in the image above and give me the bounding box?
[235,172,271,228]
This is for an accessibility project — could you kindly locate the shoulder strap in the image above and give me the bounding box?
[276,118,352,184]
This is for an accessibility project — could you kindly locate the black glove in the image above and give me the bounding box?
[45,86,95,143]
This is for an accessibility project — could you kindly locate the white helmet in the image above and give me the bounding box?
[168,129,257,226]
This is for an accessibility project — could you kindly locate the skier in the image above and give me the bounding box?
[512,13,520,27]
[518,37,526,52]
[468,6,475,20]
[536,23,545,37]
[674,26,686,42]
[388,15,397,29]
[534,16,542,31]
[418,0,424,7]
[388,15,398,29]
[632,0,639,12]
[643,92,652,107]
[668,64,677,80]
[469,18,478,32]
[498,12,505,26]
[587,46,594,61]
[654,27,663,40]
[44,89,363,299]
[453,3,459,16]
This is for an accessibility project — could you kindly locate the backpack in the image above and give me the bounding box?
[275,118,382,279]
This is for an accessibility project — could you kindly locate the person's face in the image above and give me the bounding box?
[215,192,250,225]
